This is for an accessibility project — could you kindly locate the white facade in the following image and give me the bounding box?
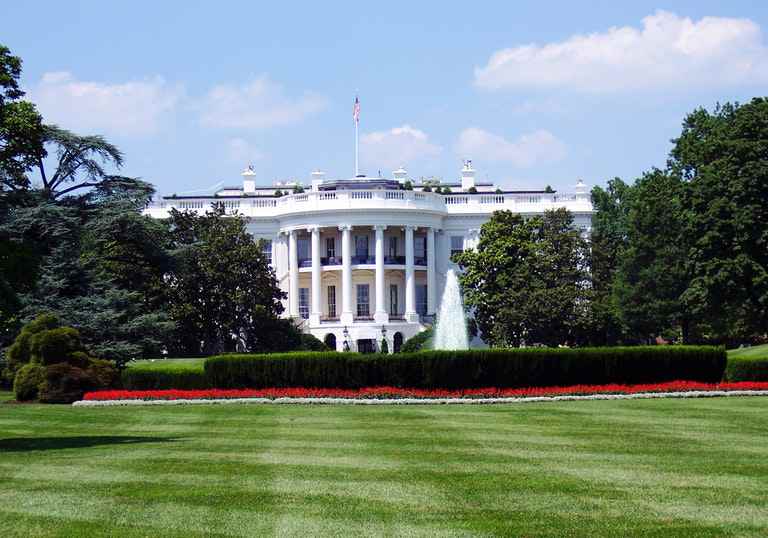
[146,163,594,352]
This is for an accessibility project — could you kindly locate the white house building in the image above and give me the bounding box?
[145,161,594,353]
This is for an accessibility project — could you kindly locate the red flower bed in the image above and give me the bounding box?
[84,381,768,401]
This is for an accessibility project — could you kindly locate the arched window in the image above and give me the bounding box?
[324,333,337,351]
[393,332,404,353]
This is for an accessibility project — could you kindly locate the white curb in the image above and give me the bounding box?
[72,390,768,407]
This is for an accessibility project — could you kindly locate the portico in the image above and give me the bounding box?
[284,225,437,334]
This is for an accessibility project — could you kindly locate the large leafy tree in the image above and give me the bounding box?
[455,209,590,347]
[2,180,175,366]
[588,178,634,344]
[613,170,690,343]
[37,126,129,200]
[0,44,45,193]
[671,99,768,344]
[166,205,286,355]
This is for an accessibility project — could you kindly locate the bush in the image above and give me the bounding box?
[724,356,768,381]
[6,313,59,371]
[13,363,45,401]
[30,327,83,365]
[38,363,95,404]
[87,358,120,388]
[298,333,329,352]
[401,328,432,353]
[204,346,726,390]
[122,364,208,390]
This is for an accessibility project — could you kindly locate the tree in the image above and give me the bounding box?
[455,209,590,347]
[0,44,46,193]
[2,180,175,365]
[588,178,634,344]
[544,185,555,193]
[36,126,130,200]
[613,170,690,343]
[671,99,768,344]
[166,204,286,355]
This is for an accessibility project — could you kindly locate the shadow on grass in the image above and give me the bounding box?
[0,436,178,452]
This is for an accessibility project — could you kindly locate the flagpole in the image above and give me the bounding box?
[355,118,359,177]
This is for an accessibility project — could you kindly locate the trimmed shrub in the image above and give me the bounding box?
[30,327,83,365]
[6,313,59,371]
[13,363,46,401]
[87,358,120,388]
[725,356,768,382]
[401,328,432,353]
[299,333,330,352]
[204,346,726,390]
[38,363,95,404]
[122,364,208,390]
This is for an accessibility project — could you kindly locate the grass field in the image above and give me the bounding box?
[126,358,206,370]
[728,343,768,359]
[1,393,767,536]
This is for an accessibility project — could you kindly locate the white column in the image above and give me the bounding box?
[340,225,353,325]
[374,225,388,323]
[404,225,418,322]
[427,227,436,316]
[288,230,299,318]
[309,226,321,325]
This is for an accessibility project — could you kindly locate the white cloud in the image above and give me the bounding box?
[200,75,327,129]
[360,125,442,170]
[31,71,182,135]
[226,138,264,164]
[475,11,768,92]
[455,128,566,167]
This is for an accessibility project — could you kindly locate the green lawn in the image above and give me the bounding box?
[728,343,768,359]
[126,358,205,370]
[1,396,767,537]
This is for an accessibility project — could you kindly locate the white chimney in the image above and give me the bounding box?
[311,170,326,192]
[461,160,476,191]
[575,179,589,200]
[242,165,256,193]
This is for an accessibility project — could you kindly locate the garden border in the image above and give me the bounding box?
[73,390,768,407]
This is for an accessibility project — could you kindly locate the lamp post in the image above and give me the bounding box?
[342,326,350,352]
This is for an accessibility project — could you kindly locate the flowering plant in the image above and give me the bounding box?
[84,381,768,402]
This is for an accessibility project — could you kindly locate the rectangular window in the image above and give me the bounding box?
[355,235,369,258]
[356,284,370,317]
[299,287,310,319]
[389,284,398,315]
[261,239,273,263]
[451,236,464,257]
[327,285,336,318]
[326,237,335,258]
[388,236,398,257]
[415,236,426,259]
[416,285,427,316]
[297,237,309,262]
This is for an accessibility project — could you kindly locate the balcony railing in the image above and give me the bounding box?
[352,255,375,264]
[321,256,342,266]
[146,189,592,219]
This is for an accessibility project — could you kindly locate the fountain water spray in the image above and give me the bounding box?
[433,269,469,350]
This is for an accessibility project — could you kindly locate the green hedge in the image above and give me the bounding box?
[204,346,726,389]
[121,363,208,390]
[724,356,768,382]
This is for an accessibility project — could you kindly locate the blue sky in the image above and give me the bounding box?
[4,1,768,194]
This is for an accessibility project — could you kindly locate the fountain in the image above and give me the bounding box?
[433,269,469,350]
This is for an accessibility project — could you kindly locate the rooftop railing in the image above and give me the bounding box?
[145,189,591,218]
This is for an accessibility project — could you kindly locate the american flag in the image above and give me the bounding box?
[353,96,360,124]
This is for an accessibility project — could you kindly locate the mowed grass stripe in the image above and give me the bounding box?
[1,397,768,536]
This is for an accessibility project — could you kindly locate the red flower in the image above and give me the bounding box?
[83,381,768,401]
